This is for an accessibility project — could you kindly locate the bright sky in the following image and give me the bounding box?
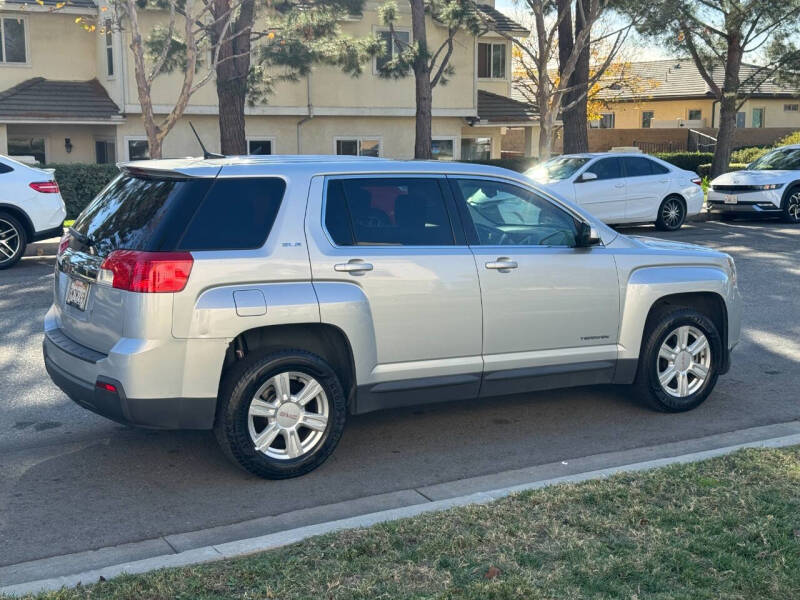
[494,0,674,61]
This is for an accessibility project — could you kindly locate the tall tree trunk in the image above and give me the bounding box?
[409,0,432,159]
[558,0,590,154]
[212,0,254,155]
[711,37,743,177]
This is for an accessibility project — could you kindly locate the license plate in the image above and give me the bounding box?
[65,278,89,311]
[724,195,738,204]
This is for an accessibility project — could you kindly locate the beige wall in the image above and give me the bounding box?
[602,99,716,129]
[6,124,117,163]
[714,98,800,128]
[0,11,98,90]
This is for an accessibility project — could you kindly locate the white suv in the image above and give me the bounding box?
[44,156,741,479]
[525,152,704,230]
[0,155,66,269]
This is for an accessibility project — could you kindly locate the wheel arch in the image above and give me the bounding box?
[0,203,34,240]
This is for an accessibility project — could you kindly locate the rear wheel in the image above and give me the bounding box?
[781,186,800,223]
[0,212,26,269]
[633,308,722,412]
[214,350,347,479]
[655,196,686,231]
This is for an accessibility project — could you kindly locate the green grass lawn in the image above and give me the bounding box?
[63,220,74,228]
[14,446,800,600]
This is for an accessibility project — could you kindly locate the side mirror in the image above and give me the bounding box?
[576,222,601,247]
[579,171,598,182]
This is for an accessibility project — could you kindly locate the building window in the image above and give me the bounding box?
[432,138,455,160]
[641,111,654,128]
[784,104,799,112]
[461,137,491,160]
[591,112,615,129]
[126,138,149,161]
[0,17,27,64]
[95,139,116,164]
[736,112,746,128]
[104,19,114,77]
[8,135,44,163]
[688,109,702,121]
[248,139,273,155]
[335,137,380,157]
[478,42,506,79]
[375,28,410,72]
[752,108,765,128]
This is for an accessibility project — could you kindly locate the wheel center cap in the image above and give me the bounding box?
[276,402,301,428]
[676,351,692,371]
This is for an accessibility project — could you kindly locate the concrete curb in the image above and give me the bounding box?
[3,422,799,597]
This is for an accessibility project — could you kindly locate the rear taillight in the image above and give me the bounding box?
[99,250,193,293]
[29,181,60,194]
[57,233,71,256]
[691,177,702,186]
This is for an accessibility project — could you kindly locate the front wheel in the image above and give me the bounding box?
[781,187,800,223]
[0,212,26,269]
[633,308,722,412]
[214,350,347,479]
[655,196,686,231]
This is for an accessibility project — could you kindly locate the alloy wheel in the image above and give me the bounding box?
[661,198,684,229]
[657,325,711,398]
[247,371,329,460]
[0,218,21,264]
[787,191,800,222]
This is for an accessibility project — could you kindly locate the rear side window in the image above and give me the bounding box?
[324,177,454,246]
[586,158,621,180]
[178,178,285,250]
[0,162,13,174]
[622,156,661,177]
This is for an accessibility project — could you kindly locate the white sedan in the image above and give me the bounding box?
[525,152,704,231]
[0,155,66,269]
[708,144,800,223]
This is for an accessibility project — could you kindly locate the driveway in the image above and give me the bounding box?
[1,220,799,567]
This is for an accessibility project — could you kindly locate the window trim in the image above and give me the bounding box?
[477,41,507,80]
[460,136,492,161]
[432,136,458,161]
[372,25,411,76]
[94,137,116,164]
[784,103,799,112]
[333,136,383,157]
[124,135,150,161]
[104,18,115,80]
[320,174,464,249]
[752,107,766,128]
[687,109,702,121]
[0,15,30,67]
[246,136,276,155]
[641,110,654,128]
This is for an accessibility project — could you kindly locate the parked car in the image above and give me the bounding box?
[44,156,741,479]
[707,144,800,222]
[524,152,704,230]
[0,155,66,269]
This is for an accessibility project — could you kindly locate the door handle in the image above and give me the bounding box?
[334,259,373,274]
[485,258,518,271]
[658,179,669,183]
[614,183,625,188]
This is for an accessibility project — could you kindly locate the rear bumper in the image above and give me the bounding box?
[43,328,218,430]
[32,224,64,242]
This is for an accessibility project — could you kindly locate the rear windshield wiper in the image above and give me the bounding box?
[68,227,95,250]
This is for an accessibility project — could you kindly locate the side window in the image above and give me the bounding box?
[649,160,670,175]
[623,157,655,177]
[453,179,579,247]
[178,178,285,250]
[586,158,622,181]
[324,177,454,246]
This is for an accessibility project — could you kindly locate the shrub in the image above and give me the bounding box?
[731,146,769,164]
[696,163,748,179]
[652,152,714,173]
[45,163,120,219]
[775,130,800,146]
[460,157,539,173]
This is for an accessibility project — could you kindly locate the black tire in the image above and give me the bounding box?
[214,349,346,479]
[0,211,27,269]
[654,196,686,231]
[781,186,800,223]
[632,307,722,412]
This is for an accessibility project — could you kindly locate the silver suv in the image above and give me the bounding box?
[44,156,741,478]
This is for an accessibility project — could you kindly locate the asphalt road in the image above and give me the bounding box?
[1,219,799,567]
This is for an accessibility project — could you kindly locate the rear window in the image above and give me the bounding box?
[71,173,285,256]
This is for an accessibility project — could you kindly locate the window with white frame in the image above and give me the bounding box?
[784,103,799,112]
[126,138,149,160]
[335,137,381,157]
[247,139,273,155]
[688,109,702,121]
[461,137,491,161]
[0,17,27,64]
[104,19,114,77]
[375,28,410,72]
[432,138,455,160]
[478,42,506,79]
[590,112,615,129]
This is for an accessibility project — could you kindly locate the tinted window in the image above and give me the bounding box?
[527,156,590,181]
[0,162,13,174]
[72,174,212,257]
[179,178,285,250]
[650,160,670,174]
[454,179,579,247]
[324,178,454,246]
[749,148,800,170]
[586,158,621,180]
[622,157,655,177]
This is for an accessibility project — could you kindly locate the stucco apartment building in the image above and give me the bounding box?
[0,0,539,165]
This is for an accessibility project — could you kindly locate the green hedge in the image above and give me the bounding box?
[460,157,538,173]
[652,152,714,173]
[696,163,748,179]
[45,163,120,219]
[730,146,769,164]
